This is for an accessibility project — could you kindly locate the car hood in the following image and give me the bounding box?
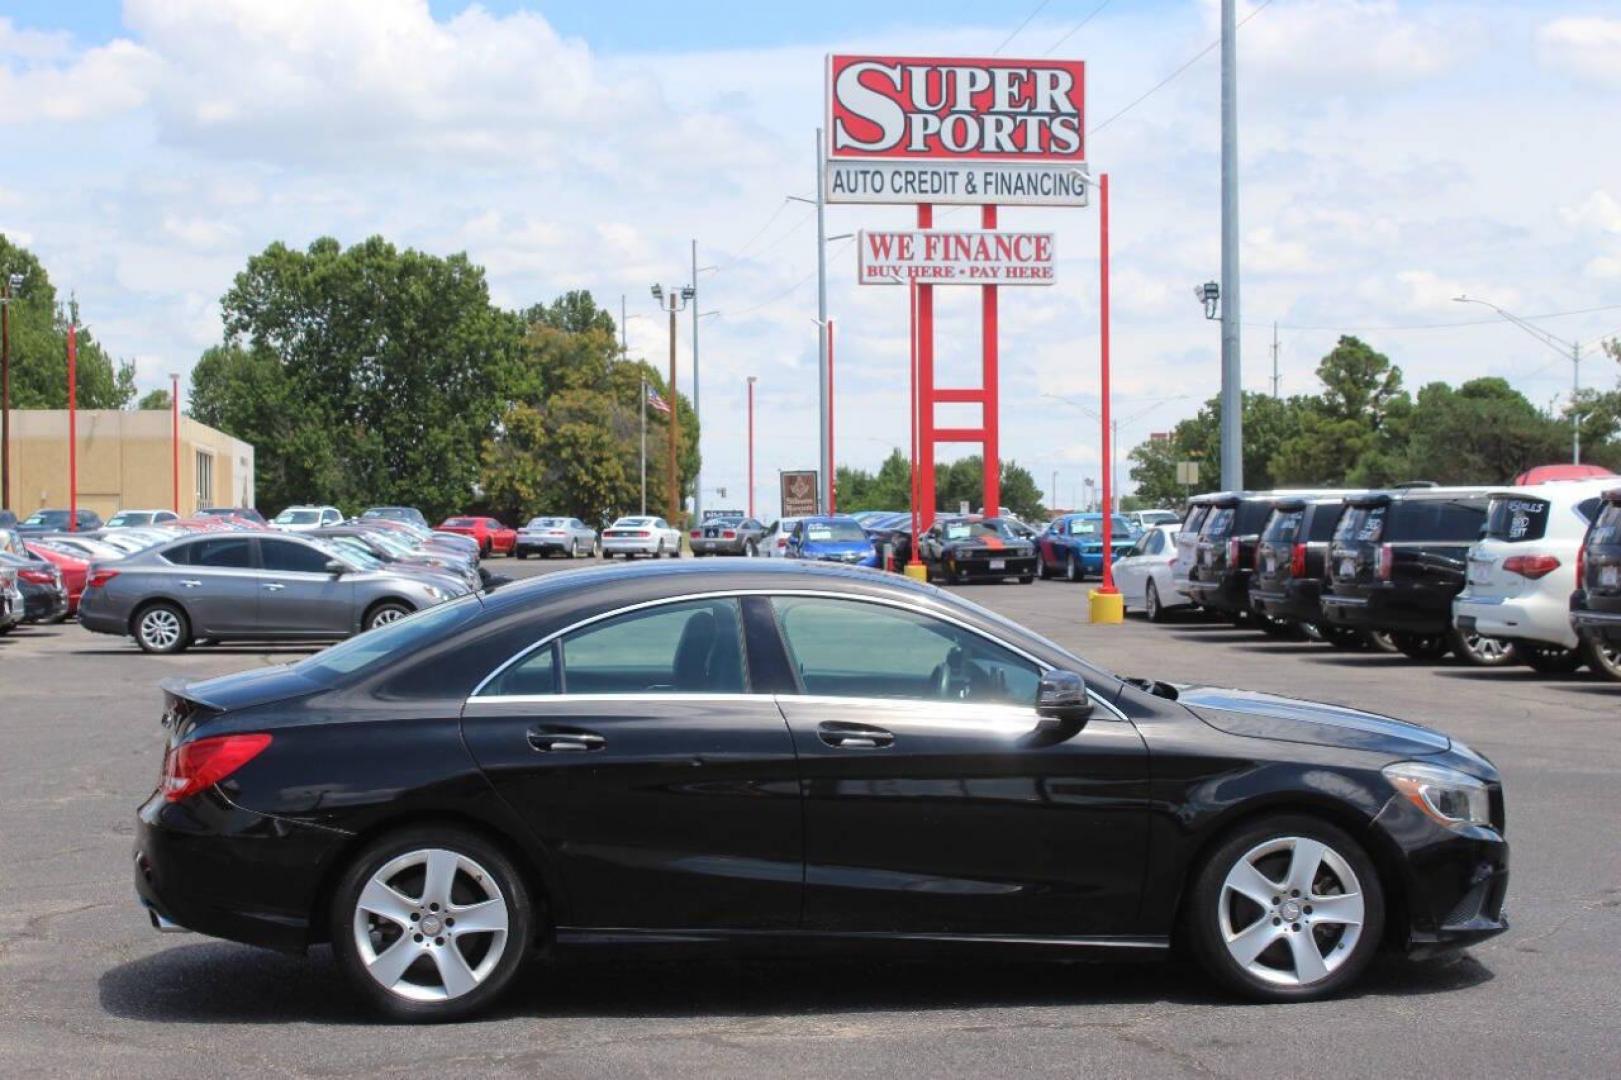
[1177,686,1450,755]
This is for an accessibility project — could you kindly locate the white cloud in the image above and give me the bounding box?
[1208,0,1465,91]
[1561,190,1621,234]
[0,37,159,122]
[1537,16,1621,87]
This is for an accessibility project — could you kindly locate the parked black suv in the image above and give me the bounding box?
[1249,495,1367,644]
[1187,491,1334,631]
[1319,487,1517,665]
[1170,494,1217,604]
[1570,487,1621,681]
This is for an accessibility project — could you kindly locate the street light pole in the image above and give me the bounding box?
[171,373,180,513]
[690,240,702,523]
[651,283,694,526]
[67,321,78,531]
[747,376,757,519]
[0,273,16,511]
[1219,0,1244,491]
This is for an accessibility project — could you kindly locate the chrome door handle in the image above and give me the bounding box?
[179,579,202,588]
[817,722,895,749]
[262,583,285,591]
[527,729,605,753]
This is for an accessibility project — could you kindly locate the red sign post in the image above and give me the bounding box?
[828,55,1089,556]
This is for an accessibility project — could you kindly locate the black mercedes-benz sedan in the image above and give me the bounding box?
[134,560,1508,1021]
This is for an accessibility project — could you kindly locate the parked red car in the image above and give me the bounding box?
[436,515,517,556]
[24,540,89,615]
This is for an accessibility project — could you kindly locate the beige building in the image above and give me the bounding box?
[5,409,254,519]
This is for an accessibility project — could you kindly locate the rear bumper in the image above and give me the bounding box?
[691,538,748,555]
[1249,580,1322,624]
[22,586,68,622]
[134,790,350,953]
[602,538,662,555]
[1454,593,1577,650]
[1571,605,1621,642]
[1183,573,1248,614]
[515,538,570,554]
[75,591,126,635]
[1320,587,1451,636]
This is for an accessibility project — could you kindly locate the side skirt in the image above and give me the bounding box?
[554,926,1170,959]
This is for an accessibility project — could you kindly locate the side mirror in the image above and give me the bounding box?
[1035,669,1093,730]
[324,560,347,576]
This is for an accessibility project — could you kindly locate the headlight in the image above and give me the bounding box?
[1382,761,1491,829]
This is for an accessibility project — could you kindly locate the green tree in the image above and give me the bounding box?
[523,290,618,337]
[1396,378,1568,483]
[208,236,524,518]
[934,455,1046,520]
[189,343,302,511]
[836,449,913,511]
[138,388,172,410]
[0,234,136,410]
[1315,335,1404,427]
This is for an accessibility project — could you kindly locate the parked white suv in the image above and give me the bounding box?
[272,505,344,532]
[1453,479,1616,673]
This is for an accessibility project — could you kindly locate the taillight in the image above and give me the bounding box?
[1377,543,1394,581]
[1576,543,1587,586]
[690,530,701,538]
[161,733,272,803]
[1227,538,1241,566]
[722,530,736,539]
[1503,554,1560,580]
[634,530,650,537]
[88,567,121,590]
[18,568,52,584]
[1291,542,1307,579]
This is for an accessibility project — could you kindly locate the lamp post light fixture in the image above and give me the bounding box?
[651,283,696,526]
[1196,281,1220,320]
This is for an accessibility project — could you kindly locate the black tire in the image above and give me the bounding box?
[1185,814,1385,1003]
[1521,644,1581,675]
[364,600,414,632]
[1038,554,1053,580]
[480,541,491,560]
[1323,625,1368,651]
[329,825,535,1023]
[745,540,758,558]
[132,601,191,654]
[1393,632,1450,661]
[1366,630,1400,654]
[1257,616,1298,638]
[1146,580,1169,623]
[1018,575,1034,584]
[1449,628,1518,667]
[1579,635,1621,681]
[514,550,527,560]
[1065,552,1080,583]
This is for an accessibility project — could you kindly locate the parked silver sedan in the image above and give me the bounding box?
[689,515,768,556]
[514,516,598,559]
[77,531,460,653]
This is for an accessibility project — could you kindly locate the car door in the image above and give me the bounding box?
[460,597,803,930]
[767,594,1150,937]
[255,537,354,634]
[1040,519,1066,570]
[1113,532,1152,604]
[163,536,261,634]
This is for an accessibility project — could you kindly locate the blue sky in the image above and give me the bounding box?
[2,1,1619,511]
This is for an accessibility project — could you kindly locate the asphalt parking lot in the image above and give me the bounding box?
[2,556,1617,1078]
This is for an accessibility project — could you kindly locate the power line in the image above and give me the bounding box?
[1090,0,1274,138]
[724,239,854,319]
[1044,0,1111,55]
[994,0,1056,55]
[1243,302,1621,334]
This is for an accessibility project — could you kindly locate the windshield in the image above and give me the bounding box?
[23,511,64,527]
[308,538,366,570]
[367,531,417,558]
[297,593,484,679]
[614,518,655,528]
[804,520,868,543]
[444,517,477,527]
[275,509,321,525]
[1262,508,1305,544]
[943,520,1025,542]
[325,537,386,570]
[526,518,567,529]
[107,512,150,527]
[1067,515,1132,536]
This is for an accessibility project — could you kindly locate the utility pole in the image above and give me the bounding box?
[624,293,648,515]
[650,283,694,526]
[1051,470,1057,512]
[1219,0,1243,491]
[747,376,757,519]
[815,127,831,514]
[171,373,180,513]
[1271,321,1280,399]
[690,240,702,522]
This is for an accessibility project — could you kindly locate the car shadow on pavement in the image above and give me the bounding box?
[98,943,1493,1025]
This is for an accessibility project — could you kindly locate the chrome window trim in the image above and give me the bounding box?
[467,588,1126,722]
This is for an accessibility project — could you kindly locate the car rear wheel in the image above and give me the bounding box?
[1366,630,1400,653]
[745,540,758,558]
[1146,580,1169,623]
[1187,815,1384,1003]
[133,602,190,654]
[1322,625,1368,650]
[514,550,527,560]
[1450,629,1518,667]
[1522,644,1581,675]
[1580,636,1621,681]
[365,601,413,631]
[1393,632,1450,660]
[1065,553,1080,583]
[331,826,534,1022]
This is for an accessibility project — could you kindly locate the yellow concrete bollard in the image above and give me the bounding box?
[1088,588,1124,624]
[903,563,929,583]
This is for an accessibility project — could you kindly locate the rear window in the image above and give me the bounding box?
[1385,499,1485,543]
[1590,503,1621,548]
[1183,504,1210,533]
[1261,508,1304,543]
[298,593,484,680]
[1485,497,1549,543]
[1234,501,1275,534]
[1334,505,1385,545]
[1306,504,1344,542]
[1201,507,1236,539]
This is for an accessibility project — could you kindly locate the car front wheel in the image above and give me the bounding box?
[1580,635,1621,681]
[1393,632,1450,660]
[1187,815,1384,1002]
[133,602,190,654]
[365,601,413,631]
[1450,629,1518,667]
[1146,580,1168,623]
[331,826,534,1022]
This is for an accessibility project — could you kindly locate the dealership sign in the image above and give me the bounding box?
[779,470,820,517]
[858,230,1055,285]
[825,55,1087,206]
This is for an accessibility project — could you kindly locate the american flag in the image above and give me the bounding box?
[646,385,671,415]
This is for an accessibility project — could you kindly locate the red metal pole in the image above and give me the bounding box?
[982,204,1000,517]
[908,278,922,567]
[746,377,755,519]
[67,324,78,531]
[171,373,181,512]
[1099,173,1117,594]
[827,318,835,515]
[917,203,935,532]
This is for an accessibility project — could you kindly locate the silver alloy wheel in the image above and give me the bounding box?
[1219,835,1365,988]
[352,848,510,1004]
[369,606,408,628]
[139,607,183,650]
[1066,553,1079,582]
[1462,632,1514,665]
[1145,580,1161,620]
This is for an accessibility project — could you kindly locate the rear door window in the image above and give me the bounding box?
[1484,497,1549,543]
[559,599,746,694]
[1335,505,1385,545]
[1307,504,1344,542]
[1262,509,1304,544]
[1590,503,1621,548]
[1202,507,1237,539]
[1386,500,1485,543]
[172,537,255,568]
[1235,500,1274,534]
[1182,505,1209,534]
